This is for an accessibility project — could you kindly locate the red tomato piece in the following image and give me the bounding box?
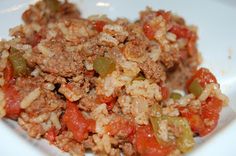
[179,97,223,136]
[161,86,169,100]
[3,62,21,119]
[136,125,175,156]
[106,116,136,141]
[143,23,155,40]
[62,101,95,142]
[179,108,205,135]
[3,85,21,119]
[186,67,217,90]
[44,126,57,144]
[169,25,192,39]
[187,33,197,55]
[96,95,117,110]
[200,97,223,136]
[4,62,14,87]
[93,20,106,32]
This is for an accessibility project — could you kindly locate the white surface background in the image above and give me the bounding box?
[0,0,236,155]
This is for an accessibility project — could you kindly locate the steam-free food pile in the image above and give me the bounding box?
[0,0,228,156]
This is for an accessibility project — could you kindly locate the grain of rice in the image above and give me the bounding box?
[166,32,177,42]
[31,113,49,123]
[103,24,128,36]
[126,80,162,101]
[99,32,119,46]
[0,89,6,118]
[43,82,55,91]
[59,84,82,101]
[50,112,61,130]
[177,94,195,106]
[148,46,161,62]
[20,87,41,109]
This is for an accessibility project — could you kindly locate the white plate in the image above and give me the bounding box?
[0,0,236,155]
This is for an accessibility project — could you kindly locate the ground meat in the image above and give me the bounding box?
[26,40,84,77]
[58,81,90,102]
[15,77,65,114]
[79,96,97,111]
[15,77,44,98]
[22,0,80,25]
[82,136,95,149]
[160,51,180,69]
[139,58,166,83]
[166,54,200,89]
[55,131,85,156]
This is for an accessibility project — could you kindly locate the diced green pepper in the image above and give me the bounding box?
[93,56,116,77]
[9,51,28,77]
[168,117,195,153]
[189,79,203,97]
[150,116,195,153]
[170,92,182,100]
[150,116,172,146]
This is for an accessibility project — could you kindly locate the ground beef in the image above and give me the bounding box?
[26,40,84,77]
[160,51,180,69]
[139,58,166,83]
[79,96,97,111]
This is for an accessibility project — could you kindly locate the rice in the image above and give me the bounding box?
[37,41,54,57]
[58,84,82,102]
[20,87,41,109]
[126,79,162,101]
[177,94,195,106]
[99,32,119,46]
[50,112,61,130]
[0,1,229,155]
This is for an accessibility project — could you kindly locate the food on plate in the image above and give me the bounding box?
[0,0,228,155]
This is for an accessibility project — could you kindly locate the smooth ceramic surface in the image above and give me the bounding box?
[0,0,236,155]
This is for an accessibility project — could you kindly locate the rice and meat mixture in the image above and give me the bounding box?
[0,0,229,156]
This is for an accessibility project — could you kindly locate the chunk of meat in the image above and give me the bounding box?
[139,59,166,83]
[160,52,179,69]
[26,41,84,77]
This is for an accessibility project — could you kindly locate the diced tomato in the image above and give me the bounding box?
[200,97,223,136]
[186,67,217,90]
[62,101,95,142]
[105,116,136,141]
[169,25,197,55]
[136,125,175,156]
[3,85,21,119]
[96,95,117,110]
[187,33,197,55]
[93,20,106,32]
[179,108,205,135]
[169,25,192,39]
[161,86,169,100]
[3,62,21,119]
[143,23,155,40]
[156,10,171,22]
[179,97,223,136]
[4,62,14,87]
[44,126,57,144]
